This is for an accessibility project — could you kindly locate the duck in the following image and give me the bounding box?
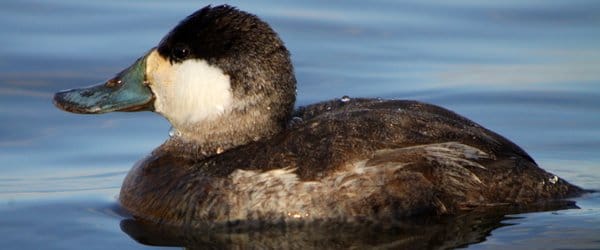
[53,5,584,228]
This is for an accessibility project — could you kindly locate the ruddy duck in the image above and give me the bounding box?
[54,5,583,228]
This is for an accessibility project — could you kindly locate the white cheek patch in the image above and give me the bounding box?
[169,59,232,122]
[146,50,233,130]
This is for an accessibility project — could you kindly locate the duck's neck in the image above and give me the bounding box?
[161,103,291,159]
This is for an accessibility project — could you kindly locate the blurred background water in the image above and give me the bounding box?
[0,0,599,249]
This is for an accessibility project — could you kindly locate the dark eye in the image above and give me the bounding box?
[172,45,190,61]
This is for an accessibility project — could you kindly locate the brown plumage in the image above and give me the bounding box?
[120,98,582,228]
[53,5,584,229]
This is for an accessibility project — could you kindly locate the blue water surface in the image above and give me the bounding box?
[1,0,599,249]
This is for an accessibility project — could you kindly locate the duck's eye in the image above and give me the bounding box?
[172,45,190,61]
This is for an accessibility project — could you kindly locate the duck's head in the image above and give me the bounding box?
[54,5,296,149]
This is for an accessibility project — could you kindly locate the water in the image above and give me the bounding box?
[1,0,599,249]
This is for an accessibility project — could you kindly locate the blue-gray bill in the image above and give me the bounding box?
[53,55,154,114]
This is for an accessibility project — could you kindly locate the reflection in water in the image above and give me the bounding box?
[120,201,578,249]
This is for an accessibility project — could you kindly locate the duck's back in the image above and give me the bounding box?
[120,99,583,227]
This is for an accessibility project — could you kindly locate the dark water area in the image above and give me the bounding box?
[1,0,599,249]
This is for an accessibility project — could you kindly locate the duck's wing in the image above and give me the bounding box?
[270,98,531,179]
[293,98,534,163]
